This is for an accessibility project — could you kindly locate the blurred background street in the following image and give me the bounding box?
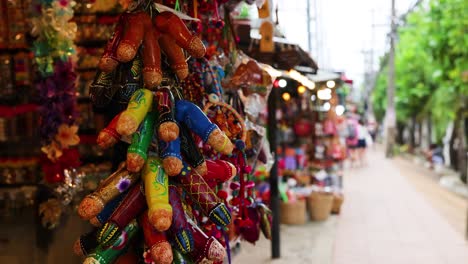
[0,1,466,263]
[236,146,468,263]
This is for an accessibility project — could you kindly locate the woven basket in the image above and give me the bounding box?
[331,194,344,214]
[295,174,311,186]
[307,192,333,221]
[280,200,306,225]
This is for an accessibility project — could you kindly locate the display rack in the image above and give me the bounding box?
[72,1,124,168]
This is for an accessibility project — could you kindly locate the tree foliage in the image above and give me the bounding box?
[372,0,468,142]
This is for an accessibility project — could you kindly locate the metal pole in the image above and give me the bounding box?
[268,87,280,259]
[385,0,397,158]
[306,0,312,53]
[367,9,376,120]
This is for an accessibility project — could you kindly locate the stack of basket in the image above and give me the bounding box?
[280,199,307,225]
[279,192,344,225]
[307,192,334,221]
[331,193,344,214]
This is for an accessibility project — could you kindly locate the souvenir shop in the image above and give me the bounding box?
[0,0,349,263]
[272,70,348,226]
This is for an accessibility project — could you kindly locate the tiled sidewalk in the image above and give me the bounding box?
[333,150,468,264]
[234,217,338,264]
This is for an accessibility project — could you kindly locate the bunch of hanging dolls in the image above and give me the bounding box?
[73,1,273,263]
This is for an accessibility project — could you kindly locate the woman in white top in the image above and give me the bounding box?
[356,119,370,166]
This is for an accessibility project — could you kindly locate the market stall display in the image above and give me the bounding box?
[255,71,347,226]
[69,1,275,263]
[0,0,353,262]
[0,0,42,219]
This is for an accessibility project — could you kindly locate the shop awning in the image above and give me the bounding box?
[306,70,341,83]
[240,35,318,72]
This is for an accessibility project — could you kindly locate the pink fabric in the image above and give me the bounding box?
[323,120,336,135]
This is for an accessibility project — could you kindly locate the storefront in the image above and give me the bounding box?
[0,1,352,263]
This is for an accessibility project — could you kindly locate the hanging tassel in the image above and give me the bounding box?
[194,0,198,19]
[223,229,232,264]
[213,0,224,28]
[214,0,221,21]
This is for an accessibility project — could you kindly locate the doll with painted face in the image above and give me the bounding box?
[96,6,207,164]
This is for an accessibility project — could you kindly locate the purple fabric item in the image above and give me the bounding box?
[284,156,296,171]
[224,230,231,264]
[37,59,77,143]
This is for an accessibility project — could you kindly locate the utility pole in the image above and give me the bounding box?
[385,0,397,158]
[306,0,319,58]
[366,9,377,121]
[362,49,374,119]
[363,9,386,122]
[306,0,312,53]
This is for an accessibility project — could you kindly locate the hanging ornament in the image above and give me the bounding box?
[70,2,272,262]
[257,0,270,18]
[259,21,274,53]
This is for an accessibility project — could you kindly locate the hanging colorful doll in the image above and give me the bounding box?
[74,1,272,264]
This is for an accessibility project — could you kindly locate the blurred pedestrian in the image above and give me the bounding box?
[367,119,378,147]
[425,143,444,171]
[356,119,371,166]
[345,117,359,167]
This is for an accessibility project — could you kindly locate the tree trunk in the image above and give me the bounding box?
[397,122,405,145]
[417,121,423,147]
[427,113,433,146]
[386,127,396,158]
[409,115,416,152]
[450,120,458,170]
[450,109,467,183]
[457,115,467,183]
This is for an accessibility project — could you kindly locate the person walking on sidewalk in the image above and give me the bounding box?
[345,117,359,167]
[367,118,378,149]
[356,119,371,166]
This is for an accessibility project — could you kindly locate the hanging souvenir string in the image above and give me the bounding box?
[223,7,238,61]
[191,58,223,100]
[31,0,80,184]
[181,59,205,105]
[203,59,224,99]
[214,0,220,20]
[193,0,198,19]
[174,0,181,12]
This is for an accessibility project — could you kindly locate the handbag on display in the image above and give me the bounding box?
[293,118,312,137]
[323,119,336,135]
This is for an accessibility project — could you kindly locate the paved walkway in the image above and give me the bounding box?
[234,148,467,263]
[334,149,468,264]
[234,217,338,264]
[394,156,467,236]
